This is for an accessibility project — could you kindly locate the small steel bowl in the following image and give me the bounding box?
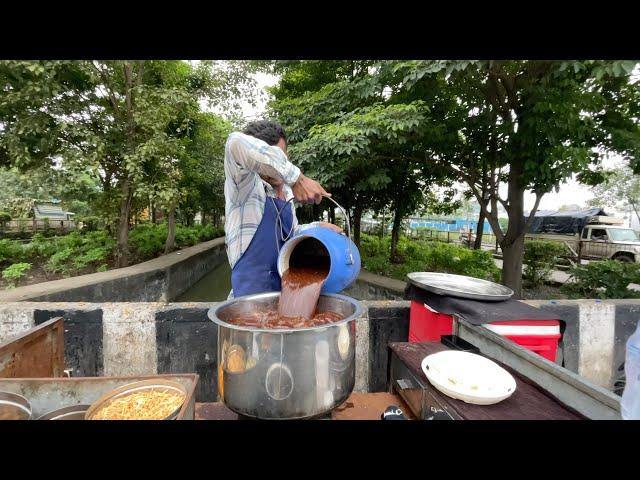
[38,404,91,420]
[85,379,187,420]
[0,391,32,421]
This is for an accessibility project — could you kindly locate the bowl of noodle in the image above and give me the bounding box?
[86,380,187,420]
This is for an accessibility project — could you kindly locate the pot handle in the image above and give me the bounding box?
[322,195,354,265]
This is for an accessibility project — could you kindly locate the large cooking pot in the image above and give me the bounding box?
[208,292,362,420]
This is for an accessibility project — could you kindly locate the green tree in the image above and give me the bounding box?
[1,60,256,266]
[386,60,640,296]
[266,61,457,255]
[589,162,640,224]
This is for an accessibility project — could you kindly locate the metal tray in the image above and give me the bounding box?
[0,391,32,420]
[0,374,198,420]
[407,272,514,301]
[38,404,91,420]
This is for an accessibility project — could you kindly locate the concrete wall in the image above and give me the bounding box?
[0,300,408,402]
[343,270,405,301]
[0,238,227,303]
[1,298,637,401]
[524,299,639,390]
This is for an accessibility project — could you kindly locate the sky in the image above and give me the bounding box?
[239,71,619,216]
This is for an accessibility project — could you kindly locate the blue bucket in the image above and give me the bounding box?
[277,197,361,294]
[277,226,361,294]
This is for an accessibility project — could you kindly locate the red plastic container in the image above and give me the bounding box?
[408,301,453,342]
[408,302,561,362]
[483,320,561,362]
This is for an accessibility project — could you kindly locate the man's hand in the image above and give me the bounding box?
[317,222,344,235]
[292,173,330,205]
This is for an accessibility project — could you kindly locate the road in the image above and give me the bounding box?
[493,258,640,291]
[493,258,571,284]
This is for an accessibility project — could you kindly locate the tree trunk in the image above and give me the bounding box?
[390,206,404,263]
[501,234,525,298]
[381,208,386,238]
[353,204,363,248]
[115,178,133,268]
[329,206,335,224]
[164,206,176,254]
[151,203,157,224]
[474,210,486,249]
[500,161,529,298]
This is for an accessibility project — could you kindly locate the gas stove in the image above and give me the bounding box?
[389,345,458,420]
[236,412,333,420]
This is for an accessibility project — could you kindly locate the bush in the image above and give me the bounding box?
[360,234,500,282]
[0,212,11,228]
[0,239,26,265]
[44,231,115,276]
[1,222,223,285]
[129,223,168,260]
[523,240,568,287]
[2,262,32,288]
[561,260,640,299]
[79,216,101,231]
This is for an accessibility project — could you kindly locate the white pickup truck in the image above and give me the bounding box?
[525,216,640,263]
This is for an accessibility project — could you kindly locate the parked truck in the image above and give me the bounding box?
[525,208,640,263]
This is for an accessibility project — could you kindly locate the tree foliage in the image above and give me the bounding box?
[265,60,639,296]
[0,60,256,265]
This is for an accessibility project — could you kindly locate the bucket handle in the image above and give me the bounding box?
[322,195,354,265]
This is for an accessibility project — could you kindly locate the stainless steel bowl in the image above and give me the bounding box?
[0,391,32,420]
[85,380,187,420]
[208,292,363,420]
[38,404,91,420]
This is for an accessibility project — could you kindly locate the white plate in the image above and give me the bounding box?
[421,351,516,405]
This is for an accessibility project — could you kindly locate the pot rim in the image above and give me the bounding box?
[207,292,363,333]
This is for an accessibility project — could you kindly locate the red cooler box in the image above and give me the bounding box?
[483,320,561,362]
[408,301,561,362]
[408,301,453,342]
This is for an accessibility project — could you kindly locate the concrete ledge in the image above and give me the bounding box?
[0,300,407,402]
[3,298,634,400]
[343,269,406,300]
[0,238,227,303]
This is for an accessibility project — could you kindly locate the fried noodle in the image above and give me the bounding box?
[90,389,185,420]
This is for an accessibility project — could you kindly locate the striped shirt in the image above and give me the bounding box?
[224,131,302,270]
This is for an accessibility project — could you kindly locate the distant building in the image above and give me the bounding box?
[32,201,75,221]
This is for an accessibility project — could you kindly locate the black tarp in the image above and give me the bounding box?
[526,207,607,235]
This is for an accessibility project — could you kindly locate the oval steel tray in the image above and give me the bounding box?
[38,404,91,420]
[407,272,514,301]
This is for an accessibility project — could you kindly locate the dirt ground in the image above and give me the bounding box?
[521,283,568,300]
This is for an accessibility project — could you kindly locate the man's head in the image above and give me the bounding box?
[243,120,287,154]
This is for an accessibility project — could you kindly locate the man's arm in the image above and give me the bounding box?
[226,132,300,187]
[226,132,330,205]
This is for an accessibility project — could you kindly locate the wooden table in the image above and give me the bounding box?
[195,392,415,420]
[389,341,585,420]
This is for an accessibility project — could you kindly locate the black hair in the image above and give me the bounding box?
[243,120,287,146]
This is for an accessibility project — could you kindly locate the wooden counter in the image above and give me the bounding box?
[195,392,415,420]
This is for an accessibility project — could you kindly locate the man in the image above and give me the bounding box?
[224,120,342,298]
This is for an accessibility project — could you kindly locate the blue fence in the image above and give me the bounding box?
[408,218,493,233]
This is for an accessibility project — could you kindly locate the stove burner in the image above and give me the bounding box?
[236,411,333,421]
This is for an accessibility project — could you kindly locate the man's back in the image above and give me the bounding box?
[223,131,299,269]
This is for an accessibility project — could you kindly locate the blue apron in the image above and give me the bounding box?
[231,196,293,297]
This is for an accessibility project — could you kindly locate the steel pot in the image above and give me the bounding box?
[208,292,362,420]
